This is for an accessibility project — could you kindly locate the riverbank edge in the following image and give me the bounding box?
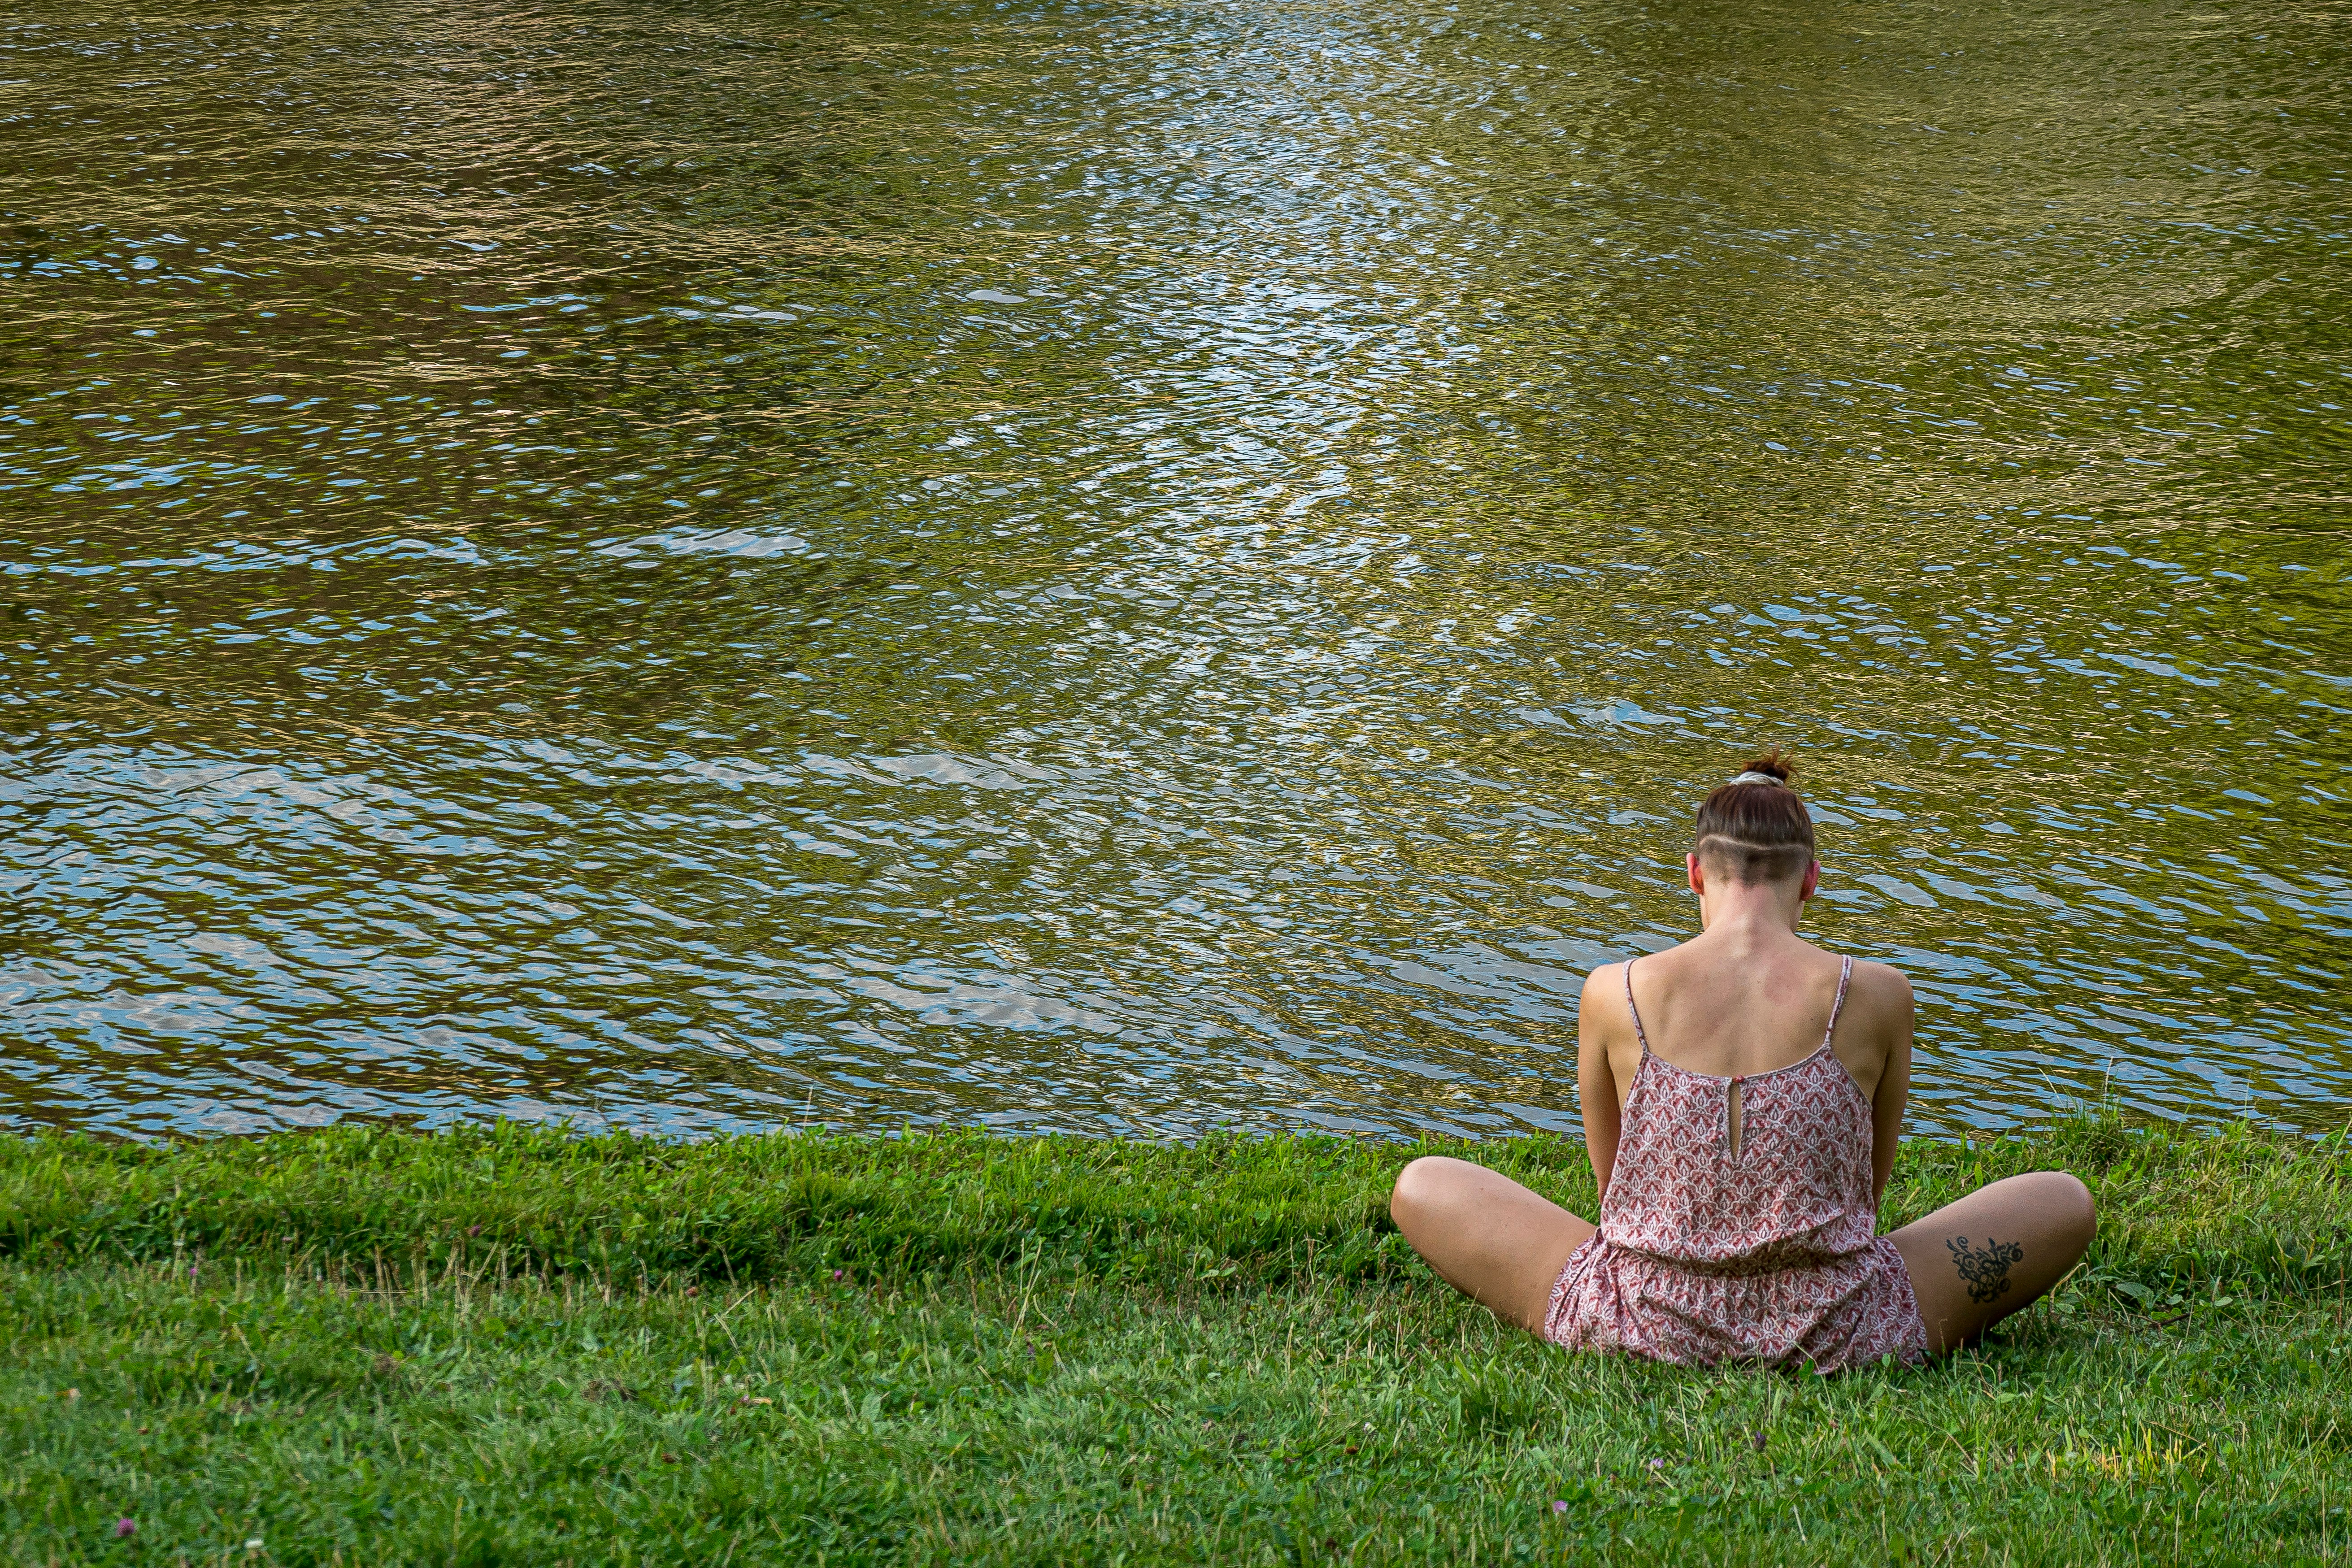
[4,1112,2348,1296]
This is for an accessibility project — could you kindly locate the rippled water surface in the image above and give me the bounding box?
[4,0,2349,1140]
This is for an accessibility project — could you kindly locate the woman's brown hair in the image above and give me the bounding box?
[1693,748,1816,884]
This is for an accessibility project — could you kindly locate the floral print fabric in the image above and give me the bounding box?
[1543,955,1928,1372]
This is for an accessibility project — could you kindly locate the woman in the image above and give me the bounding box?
[1390,752,2095,1369]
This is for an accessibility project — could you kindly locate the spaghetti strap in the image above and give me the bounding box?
[1622,957,1653,1057]
[1821,955,1854,1051]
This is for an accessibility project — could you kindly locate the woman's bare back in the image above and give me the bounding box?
[1601,934,1912,1106]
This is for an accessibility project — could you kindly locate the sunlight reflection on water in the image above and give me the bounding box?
[1,0,2347,1140]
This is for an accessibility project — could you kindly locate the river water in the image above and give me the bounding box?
[3,0,2347,1142]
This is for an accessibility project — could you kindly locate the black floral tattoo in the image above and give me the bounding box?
[1946,1235,2025,1304]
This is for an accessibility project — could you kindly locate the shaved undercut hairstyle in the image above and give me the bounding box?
[1693,749,1816,885]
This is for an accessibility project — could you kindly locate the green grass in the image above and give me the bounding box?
[3,1116,2349,1564]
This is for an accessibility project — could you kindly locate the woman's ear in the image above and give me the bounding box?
[1799,860,1822,901]
[1687,852,1705,896]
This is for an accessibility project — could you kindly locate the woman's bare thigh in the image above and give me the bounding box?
[1888,1171,2097,1354]
[1389,1157,1595,1333]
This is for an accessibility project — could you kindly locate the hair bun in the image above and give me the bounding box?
[1696,748,1815,882]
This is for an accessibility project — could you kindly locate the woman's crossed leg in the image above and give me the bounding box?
[1391,1159,2095,1354]
[1887,1170,2097,1354]
[1388,1157,1594,1335]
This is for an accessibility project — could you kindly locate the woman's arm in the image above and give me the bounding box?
[1869,968,1915,1207]
[1577,964,1626,1203]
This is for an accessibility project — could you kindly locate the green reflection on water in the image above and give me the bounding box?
[0,0,2346,1139]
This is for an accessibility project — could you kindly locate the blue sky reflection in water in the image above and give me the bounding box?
[0,0,2347,1140]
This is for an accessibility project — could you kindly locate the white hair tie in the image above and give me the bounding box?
[1726,770,1785,787]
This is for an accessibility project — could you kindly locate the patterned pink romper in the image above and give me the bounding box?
[1543,955,1928,1372]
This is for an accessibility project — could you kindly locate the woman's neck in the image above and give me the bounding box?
[1696,880,1806,942]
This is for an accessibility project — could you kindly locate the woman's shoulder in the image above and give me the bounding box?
[1577,956,1631,1001]
[1577,943,1911,1008]
[1575,950,1667,1018]
[1835,954,1915,1022]
[1576,942,1685,989]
